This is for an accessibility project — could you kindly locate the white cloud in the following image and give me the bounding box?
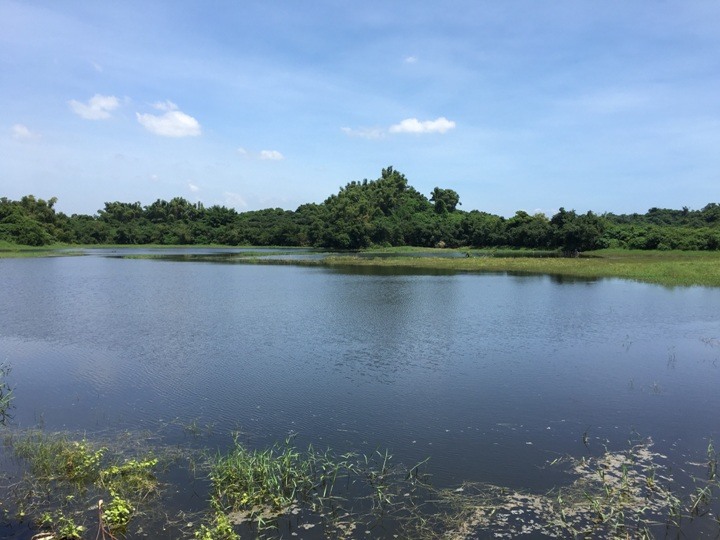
[69,94,119,120]
[259,150,284,160]
[389,117,456,134]
[236,147,285,160]
[404,56,418,64]
[341,126,385,139]
[12,124,38,139]
[188,183,200,193]
[136,104,201,137]
[224,192,247,208]
[152,100,178,112]
[343,117,456,139]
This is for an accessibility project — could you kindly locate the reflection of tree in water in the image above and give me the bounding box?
[325,275,464,383]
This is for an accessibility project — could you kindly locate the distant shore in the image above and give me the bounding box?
[2,244,719,288]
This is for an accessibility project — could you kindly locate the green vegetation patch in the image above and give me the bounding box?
[0,362,11,425]
[2,427,720,539]
[195,435,429,538]
[318,250,720,287]
[4,430,161,539]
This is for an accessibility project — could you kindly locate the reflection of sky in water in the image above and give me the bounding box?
[1,254,719,492]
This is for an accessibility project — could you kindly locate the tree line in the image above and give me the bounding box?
[3,167,720,251]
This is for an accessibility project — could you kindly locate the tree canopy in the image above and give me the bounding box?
[2,168,720,251]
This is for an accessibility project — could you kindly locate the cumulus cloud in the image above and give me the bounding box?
[343,117,456,139]
[389,117,456,134]
[69,94,119,120]
[12,124,38,139]
[259,150,284,160]
[136,102,201,137]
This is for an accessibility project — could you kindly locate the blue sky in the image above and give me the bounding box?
[2,1,719,217]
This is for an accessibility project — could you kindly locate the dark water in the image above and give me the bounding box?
[1,249,719,537]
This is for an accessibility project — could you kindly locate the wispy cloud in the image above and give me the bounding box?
[404,55,418,64]
[136,101,201,137]
[224,192,247,209]
[259,150,284,160]
[69,94,119,120]
[389,117,456,134]
[236,147,284,160]
[341,126,385,139]
[188,182,200,192]
[12,124,39,139]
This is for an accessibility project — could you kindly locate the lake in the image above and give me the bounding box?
[1,249,719,538]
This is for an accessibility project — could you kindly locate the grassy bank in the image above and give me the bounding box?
[319,249,720,288]
[2,242,719,287]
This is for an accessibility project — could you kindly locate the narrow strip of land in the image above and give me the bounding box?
[2,245,719,287]
[315,249,720,288]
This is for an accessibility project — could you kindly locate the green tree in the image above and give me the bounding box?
[430,187,460,214]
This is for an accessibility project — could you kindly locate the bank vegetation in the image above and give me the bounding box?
[3,167,720,252]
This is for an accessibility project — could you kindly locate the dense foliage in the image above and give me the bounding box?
[3,167,720,251]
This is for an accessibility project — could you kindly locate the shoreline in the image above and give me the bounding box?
[2,245,719,288]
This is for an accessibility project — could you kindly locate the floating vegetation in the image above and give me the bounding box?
[2,429,720,539]
[403,438,720,539]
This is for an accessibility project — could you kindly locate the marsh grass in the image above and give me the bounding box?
[3,429,720,539]
[4,430,161,539]
[317,249,720,287]
[0,362,12,425]
[197,436,431,538]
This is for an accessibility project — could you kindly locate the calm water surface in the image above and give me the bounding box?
[1,249,719,537]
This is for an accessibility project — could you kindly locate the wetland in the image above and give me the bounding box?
[1,248,719,538]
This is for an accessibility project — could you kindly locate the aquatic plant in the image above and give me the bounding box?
[4,430,160,539]
[4,428,720,539]
[200,435,430,538]
[401,438,720,539]
[193,512,241,540]
[0,362,12,425]
[209,434,315,516]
